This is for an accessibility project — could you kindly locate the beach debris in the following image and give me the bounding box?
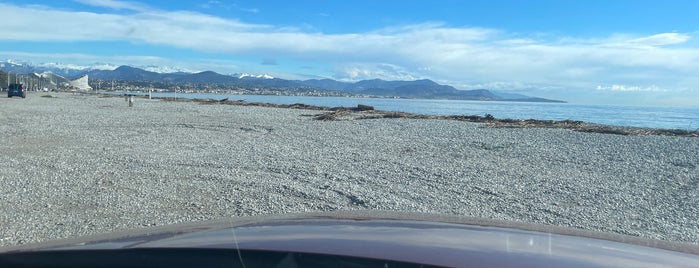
[94,93,699,137]
[357,104,374,111]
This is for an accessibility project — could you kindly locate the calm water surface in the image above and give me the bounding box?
[119,92,698,130]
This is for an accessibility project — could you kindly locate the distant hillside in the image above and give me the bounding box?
[352,79,500,100]
[82,65,564,102]
[88,66,176,81]
[299,78,562,101]
[1,59,114,77]
[0,60,563,102]
[299,79,351,90]
[2,62,565,102]
[171,71,236,84]
[86,66,302,87]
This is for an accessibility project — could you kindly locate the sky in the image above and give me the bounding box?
[2,0,699,105]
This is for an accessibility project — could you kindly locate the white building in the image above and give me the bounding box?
[68,74,92,91]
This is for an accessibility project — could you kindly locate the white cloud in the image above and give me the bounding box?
[333,63,420,82]
[625,33,690,47]
[241,8,259,13]
[73,0,149,11]
[596,84,666,92]
[198,1,258,13]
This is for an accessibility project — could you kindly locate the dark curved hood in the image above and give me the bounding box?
[2,211,698,268]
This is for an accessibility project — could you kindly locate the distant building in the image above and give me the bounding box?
[26,72,92,91]
[68,74,92,91]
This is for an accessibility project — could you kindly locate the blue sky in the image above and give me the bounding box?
[2,0,699,105]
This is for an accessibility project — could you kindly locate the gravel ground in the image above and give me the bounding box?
[1,92,697,247]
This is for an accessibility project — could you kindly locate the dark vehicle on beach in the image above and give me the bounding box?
[7,83,26,98]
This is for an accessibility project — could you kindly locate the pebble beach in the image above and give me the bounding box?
[1,92,697,247]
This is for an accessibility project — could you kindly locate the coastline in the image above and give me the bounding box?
[122,93,698,138]
[1,92,698,248]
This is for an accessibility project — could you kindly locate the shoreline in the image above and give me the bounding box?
[104,93,699,138]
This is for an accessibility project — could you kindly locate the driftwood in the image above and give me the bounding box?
[95,93,699,138]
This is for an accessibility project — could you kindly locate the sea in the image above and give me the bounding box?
[118,92,698,131]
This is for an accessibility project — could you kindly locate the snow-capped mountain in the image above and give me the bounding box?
[37,62,118,71]
[0,59,197,77]
[238,73,275,79]
[2,58,25,66]
[1,59,30,70]
[1,59,117,77]
[1,59,279,80]
[142,65,198,74]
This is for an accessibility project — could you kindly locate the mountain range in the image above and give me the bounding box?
[1,60,565,102]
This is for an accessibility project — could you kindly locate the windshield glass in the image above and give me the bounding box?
[1,0,698,251]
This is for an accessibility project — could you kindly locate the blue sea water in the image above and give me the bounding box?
[121,92,699,130]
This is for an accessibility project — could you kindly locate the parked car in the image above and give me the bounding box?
[8,83,26,98]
